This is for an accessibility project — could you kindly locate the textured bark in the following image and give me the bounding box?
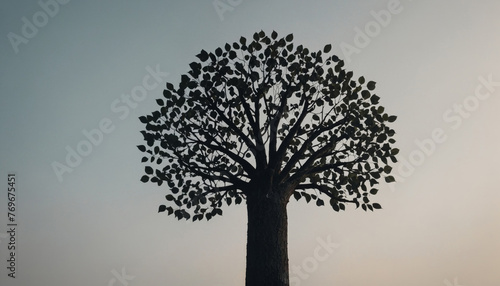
[245,189,289,286]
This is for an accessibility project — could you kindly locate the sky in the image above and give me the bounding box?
[0,0,499,285]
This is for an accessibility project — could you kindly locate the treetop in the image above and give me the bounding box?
[138,30,398,221]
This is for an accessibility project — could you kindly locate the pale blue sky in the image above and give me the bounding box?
[1,1,499,285]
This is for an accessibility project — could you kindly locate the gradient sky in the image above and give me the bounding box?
[1,1,499,285]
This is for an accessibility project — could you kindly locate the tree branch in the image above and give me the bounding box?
[188,135,256,177]
[280,118,349,183]
[268,87,291,168]
[295,183,356,204]
[272,96,310,170]
[207,90,260,159]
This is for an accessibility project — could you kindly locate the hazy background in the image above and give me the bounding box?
[1,0,499,285]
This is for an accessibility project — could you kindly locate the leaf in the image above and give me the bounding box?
[163,91,172,102]
[215,47,222,57]
[209,52,216,62]
[187,81,197,89]
[156,99,164,106]
[316,199,325,206]
[271,30,278,39]
[339,203,345,211]
[358,76,365,84]
[196,49,209,62]
[376,134,387,143]
[303,192,311,203]
[145,166,154,174]
[331,202,340,212]
[323,44,332,53]
[293,192,301,201]
[369,188,379,195]
[158,205,167,213]
[385,176,396,183]
[189,61,199,71]
[240,36,247,45]
[285,33,293,42]
[367,81,376,90]
[388,115,397,122]
[140,175,149,183]
[383,166,392,174]
[370,95,380,104]
[137,145,146,152]
[165,194,175,201]
[361,90,370,99]
[138,116,148,123]
[373,203,382,209]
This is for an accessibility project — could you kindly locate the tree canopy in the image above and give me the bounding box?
[138,30,398,221]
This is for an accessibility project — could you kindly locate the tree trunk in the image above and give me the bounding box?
[245,190,289,286]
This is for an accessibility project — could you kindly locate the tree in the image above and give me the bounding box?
[137,30,398,286]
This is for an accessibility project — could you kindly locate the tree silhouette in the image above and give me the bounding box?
[138,30,398,286]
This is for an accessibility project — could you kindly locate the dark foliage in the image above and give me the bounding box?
[138,30,398,221]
